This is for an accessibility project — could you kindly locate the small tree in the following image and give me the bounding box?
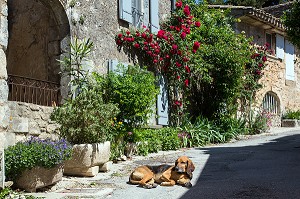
[283,1,300,50]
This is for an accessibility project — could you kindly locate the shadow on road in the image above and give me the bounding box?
[181,134,300,199]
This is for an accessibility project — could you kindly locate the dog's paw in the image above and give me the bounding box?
[143,184,157,189]
[184,182,192,188]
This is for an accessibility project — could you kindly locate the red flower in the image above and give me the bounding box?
[193,41,200,50]
[142,32,147,39]
[174,100,182,107]
[185,66,190,73]
[157,30,165,38]
[172,44,178,50]
[135,31,140,37]
[175,1,182,8]
[183,57,189,62]
[195,21,201,27]
[134,43,140,48]
[183,5,190,16]
[118,33,123,38]
[165,54,170,59]
[185,28,191,34]
[262,56,267,62]
[126,30,131,35]
[184,79,189,87]
[153,59,158,63]
[177,50,182,56]
[177,75,181,80]
[181,32,186,39]
[116,40,122,46]
[258,63,263,68]
[176,62,182,67]
[256,70,261,75]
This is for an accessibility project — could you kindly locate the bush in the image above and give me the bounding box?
[122,127,180,156]
[93,65,159,129]
[51,84,120,144]
[282,110,300,120]
[5,137,72,181]
[248,110,271,135]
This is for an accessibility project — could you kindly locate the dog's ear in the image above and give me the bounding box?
[187,159,195,179]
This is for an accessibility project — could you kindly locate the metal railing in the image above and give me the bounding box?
[7,74,60,107]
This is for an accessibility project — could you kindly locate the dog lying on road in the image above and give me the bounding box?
[129,156,195,188]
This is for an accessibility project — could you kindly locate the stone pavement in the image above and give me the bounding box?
[26,127,300,199]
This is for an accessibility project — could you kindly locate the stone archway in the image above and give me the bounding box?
[6,0,69,105]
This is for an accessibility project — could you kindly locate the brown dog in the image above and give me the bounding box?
[129,156,195,188]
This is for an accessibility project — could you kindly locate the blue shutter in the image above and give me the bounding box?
[276,34,284,59]
[157,74,168,125]
[119,0,132,23]
[150,0,159,33]
[285,40,295,80]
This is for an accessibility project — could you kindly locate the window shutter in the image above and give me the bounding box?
[143,0,150,28]
[150,0,159,33]
[285,40,295,80]
[157,74,168,125]
[119,0,133,23]
[276,34,284,59]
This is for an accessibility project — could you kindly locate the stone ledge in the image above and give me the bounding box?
[281,119,300,127]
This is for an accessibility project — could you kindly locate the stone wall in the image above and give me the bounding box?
[7,101,59,144]
[0,0,9,150]
[66,0,171,74]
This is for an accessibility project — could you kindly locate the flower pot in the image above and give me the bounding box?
[64,141,110,177]
[15,164,63,192]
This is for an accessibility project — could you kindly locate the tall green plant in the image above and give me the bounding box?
[59,37,94,97]
[93,65,159,129]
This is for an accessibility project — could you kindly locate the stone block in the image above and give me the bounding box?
[0,80,8,104]
[281,119,299,127]
[64,166,99,177]
[99,161,113,172]
[0,104,10,130]
[0,48,7,79]
[15,164,63,192]
[10,117,29,133]
[64,142,110,168]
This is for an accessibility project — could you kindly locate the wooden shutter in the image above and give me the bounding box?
[157,74,168,125]
[119,0,132,23]
[150,0,159,33]
[285,40,295,80]
[276,34,284,59]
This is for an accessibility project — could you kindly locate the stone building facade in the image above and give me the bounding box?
[0,0,173,149]
[213,2,300,126]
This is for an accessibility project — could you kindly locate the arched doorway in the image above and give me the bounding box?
[6,0,69,106]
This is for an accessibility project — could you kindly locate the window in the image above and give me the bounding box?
[265,32,275,55]
[132,0,144,28]
[262,92,280,115]
[119,0,159,32]
[285,39,295,80]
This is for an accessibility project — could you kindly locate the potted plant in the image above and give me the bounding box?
[4,137,72,192]
[50,38,120,177]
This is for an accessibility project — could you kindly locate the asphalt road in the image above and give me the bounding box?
[105,128,300,199]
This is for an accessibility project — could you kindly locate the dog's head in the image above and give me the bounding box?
[174,156,195,179]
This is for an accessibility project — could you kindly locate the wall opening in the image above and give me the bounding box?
[262,91,280,115]
[6,0,69,106]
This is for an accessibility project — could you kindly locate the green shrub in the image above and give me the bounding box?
[51,84,120,144]
[93,65,159,129]
[158,127,181,151]
[5,137,72,181]
[282,110,300,120]
[248,110,271,135]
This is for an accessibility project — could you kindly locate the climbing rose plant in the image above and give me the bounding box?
[116,1,202,125]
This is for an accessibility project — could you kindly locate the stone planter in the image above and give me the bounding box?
[15,164,63,192]
[281,119,300,127]
[64,141,110,177]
